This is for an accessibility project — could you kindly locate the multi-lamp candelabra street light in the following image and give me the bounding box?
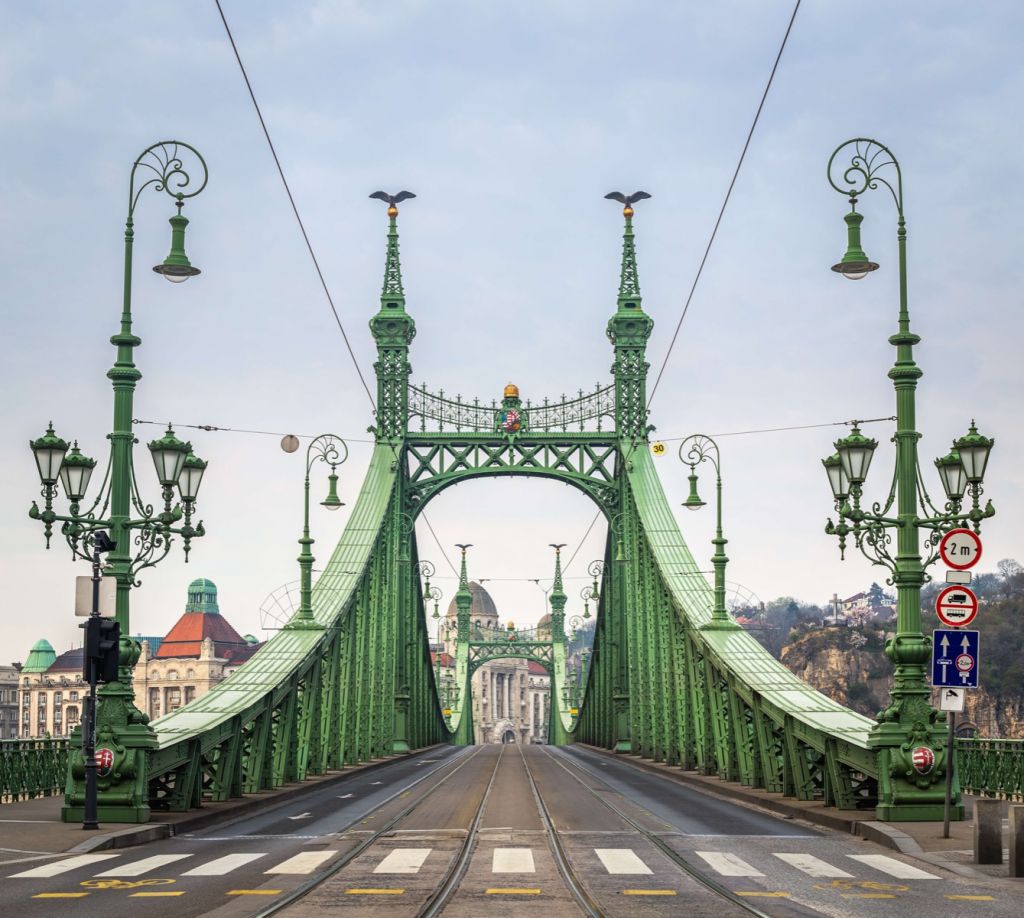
[822,137,995,820]
[284,434,348,629]
[679,434,738,630]
[27,141,209,825]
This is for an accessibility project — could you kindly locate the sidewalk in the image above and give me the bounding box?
[578,745,1018,882]
[0,748,437,857]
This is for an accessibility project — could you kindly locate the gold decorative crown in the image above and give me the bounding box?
[503,382,519,398]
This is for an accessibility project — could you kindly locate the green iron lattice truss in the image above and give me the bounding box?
[49,192,972,821]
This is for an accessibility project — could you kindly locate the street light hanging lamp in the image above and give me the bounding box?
[831,201,879,280]
[30,423,69,485]
[177,452,208,503]
[834,424,878,485]
[683,466,706,510]
[953,422,994,484]
[59,443,97,503]
[934,450,968,502]
[320,466,344,510]
[152,200,201,283]
[148,425,191,488]
[821,452,850,503]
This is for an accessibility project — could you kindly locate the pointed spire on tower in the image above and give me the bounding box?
[548,543,567,638]
[454,543,473,641]
[369,190,416,307]
[604,191,651,310]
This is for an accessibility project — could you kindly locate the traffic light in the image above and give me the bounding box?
[83,617,120,684]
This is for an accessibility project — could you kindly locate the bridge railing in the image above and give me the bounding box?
[0,738,69,803]
[957,738,1024,801]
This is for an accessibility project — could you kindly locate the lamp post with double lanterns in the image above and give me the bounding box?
[27,141,210,824]
[679,434,739,630]
[822,138,995,821]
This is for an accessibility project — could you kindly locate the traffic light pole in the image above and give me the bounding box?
[82,536,102,830]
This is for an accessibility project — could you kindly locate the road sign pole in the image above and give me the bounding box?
[943,710,955,839]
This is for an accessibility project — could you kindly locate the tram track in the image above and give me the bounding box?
[538,746,774,918]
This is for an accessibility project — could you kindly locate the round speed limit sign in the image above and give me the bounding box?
[939,528,982,570]
[650,441,666,457]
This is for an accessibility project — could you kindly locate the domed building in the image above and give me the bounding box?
[435,581,550,744]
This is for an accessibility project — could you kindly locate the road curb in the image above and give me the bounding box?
[67,745,444,854]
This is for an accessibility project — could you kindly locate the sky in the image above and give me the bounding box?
[2,1,1022,659]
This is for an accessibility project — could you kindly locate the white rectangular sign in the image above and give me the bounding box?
[75,576,117,617]
[938,687,966,712]
[945,569,972,585]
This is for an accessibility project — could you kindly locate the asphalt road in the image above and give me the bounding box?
[0,743,1015,917]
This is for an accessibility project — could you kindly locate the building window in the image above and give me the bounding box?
[149,688,161,719]
[168,670,179,681]
[166,687,182,712]
[66,706,79,725]
[184,686,196,705]
[70,691,79,702]
[54,692,62,705]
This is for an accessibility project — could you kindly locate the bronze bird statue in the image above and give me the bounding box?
[370,190,416,216]
[604,190,651,216]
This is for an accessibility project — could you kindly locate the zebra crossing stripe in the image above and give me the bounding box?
[265,850,337,874]
[595,849,652,875]
[95,854,192,877]
[847,854,940,880]
[10,854,119,878]
[182,853,267,876]
[492,848,535,873]
[374,849,431,874]
[694,851,763,877]
[773,853,853,877]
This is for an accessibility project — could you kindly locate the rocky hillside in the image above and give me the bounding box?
[779,613,1024,737]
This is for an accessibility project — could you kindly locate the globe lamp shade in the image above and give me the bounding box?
[152,212,201,283]
[30,423,69,486]
[148,426,191,487]
[178,452,208,502]
[934,450,968,502]
[830,208,879,280]
[822,452,849,502]
[953,422,994,483]
[834,426,877,485]
[59,443,97,502]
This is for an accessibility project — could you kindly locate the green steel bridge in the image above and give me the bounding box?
[29,185,1005,826]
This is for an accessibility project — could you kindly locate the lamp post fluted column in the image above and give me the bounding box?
[679,435,739,630]
[824,138,995,821]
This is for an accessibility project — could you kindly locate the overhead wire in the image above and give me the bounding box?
[646,0,802,407]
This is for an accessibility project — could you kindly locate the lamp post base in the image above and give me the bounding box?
[869,720,962,822]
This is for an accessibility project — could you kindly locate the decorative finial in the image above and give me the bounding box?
[370,190,416,300]
[369,190,416,217]
[604,190,651,218]
[503,382,519,399]
[605,191,650,305]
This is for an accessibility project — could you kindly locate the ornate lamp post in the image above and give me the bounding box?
[417,561,443,690]
[823,138,995,821]
[27,141,209,824]
[287,435,348,629]
[679,435,738,630]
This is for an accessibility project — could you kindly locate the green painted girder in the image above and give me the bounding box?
[405,432,619,515]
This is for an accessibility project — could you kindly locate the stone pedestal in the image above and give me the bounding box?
[974,798,1003,865]
[1009,804,1023,878]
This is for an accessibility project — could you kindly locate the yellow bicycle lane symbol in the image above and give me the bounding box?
[81,878,177,890]
[814,879,909,893]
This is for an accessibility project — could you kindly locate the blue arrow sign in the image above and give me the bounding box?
[932,629,979,688]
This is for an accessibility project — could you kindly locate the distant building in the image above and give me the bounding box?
[0,664,21,739]
[133,578,261,721]
[17,578,262,737]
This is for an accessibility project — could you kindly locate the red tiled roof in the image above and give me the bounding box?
[155,611,249,659]
[430,651,455,667]
[527,661,549,676]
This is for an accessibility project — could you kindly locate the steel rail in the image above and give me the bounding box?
[540,747,773,918]
[252,745,487,917]
[416,745,506,917]
[518,744,606,917]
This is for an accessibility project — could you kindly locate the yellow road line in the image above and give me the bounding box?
[485,888,542,895]
[623,889,678,896]
[227,889,283,896]
[842,893,897,899]
[130,891,185,897]
[946,895,995,901]
[32,893,89,899]
[735,891,791,897]
[345,888,406,895]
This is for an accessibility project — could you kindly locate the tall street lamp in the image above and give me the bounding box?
[286,434,349,629]
[679,434,739,630]
[27,141,210,824]
[823,138,995,821]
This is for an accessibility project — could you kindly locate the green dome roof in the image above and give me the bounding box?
[243,634,258,644]
[24,638,56,673]
[185,578,219,614]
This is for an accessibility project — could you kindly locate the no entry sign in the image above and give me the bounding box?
[935,584,979,627]
[939,528,982,570]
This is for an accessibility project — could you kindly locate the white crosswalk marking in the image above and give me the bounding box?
[181,853,267,876]
[374,848,432,874]
[595,848,653,875]
[773,853,853,878]
[266,850,337,874]
[695,851,764,877]
[492,848,535,873]
[9,854,119,878]
[847,854,940,880]
[95,854,192,877]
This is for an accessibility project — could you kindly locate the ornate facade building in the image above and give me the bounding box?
[436,582,550,744]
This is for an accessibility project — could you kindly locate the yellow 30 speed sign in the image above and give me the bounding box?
[650,441,666,457]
